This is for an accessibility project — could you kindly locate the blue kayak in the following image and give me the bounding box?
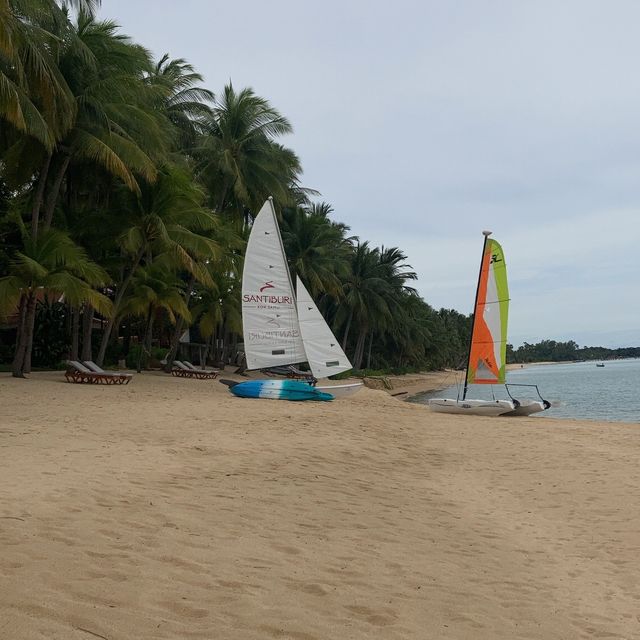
[222,379,334,401]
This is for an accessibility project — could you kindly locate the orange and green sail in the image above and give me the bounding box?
[466,236,509,387]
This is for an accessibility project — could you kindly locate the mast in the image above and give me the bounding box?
[462,230,492,400]
[267,196,298,306]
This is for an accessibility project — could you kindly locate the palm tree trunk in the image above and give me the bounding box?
[144,311,154,353]
[163,275,196,372]
[215,180,230,214]
[201,331,214,368]
[353,330,367,370]
[137,308,154,373]
[81,305,95,361]
[43,154,71,231]
[11,295,28,378]
[96,248,145,367]
[22,293,37,374]
[341,311,353,351]
[15,152,47,377]
[366,331,374,369]
[70,306,80,360]
[31,155,52,240]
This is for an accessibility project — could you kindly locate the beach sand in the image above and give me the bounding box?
[1,372,639,639]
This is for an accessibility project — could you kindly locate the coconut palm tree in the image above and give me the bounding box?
[190,266,243,366]
[147,53,213,149]
[4,11,171,374]
[162,214,243,370]
[95,164,220,365]
[0,214,111,376]
[118,257,191,371]
[281,203,353,299]
[336,243,418,369]
[194,83,302,222]
[0,0,75,149]
[36,11,168,233]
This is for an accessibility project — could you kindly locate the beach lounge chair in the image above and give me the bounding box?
[171,361,218,380]
[182,360,220,377]
[65,361,129,385]
[84,361,133,384]
[65,360,98,384]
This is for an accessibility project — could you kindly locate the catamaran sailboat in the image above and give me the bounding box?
[429,231,549,416]
[227,198,362,401]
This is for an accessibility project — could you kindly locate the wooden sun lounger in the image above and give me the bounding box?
[171,361,218,380]
[84,361,133,384]
[65,361,131,385]
[182,360,220,376]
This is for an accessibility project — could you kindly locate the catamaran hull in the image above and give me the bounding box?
[502,400,548,416]
[228,379,333,401]
[428,398,515,416]
[315,382,363,399]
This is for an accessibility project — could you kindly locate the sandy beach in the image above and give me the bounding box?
[1,372,639,639]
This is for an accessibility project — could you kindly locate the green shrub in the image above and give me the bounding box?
[125,344,167,369]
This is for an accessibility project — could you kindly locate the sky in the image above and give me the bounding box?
[100,0,640,348]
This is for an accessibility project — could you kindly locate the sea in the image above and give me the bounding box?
[409,358,640,424]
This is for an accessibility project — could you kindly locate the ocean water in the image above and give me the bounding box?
[410,358,640,423]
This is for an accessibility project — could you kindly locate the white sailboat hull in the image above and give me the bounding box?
[502,400,548,416]
[315,382,364,399]
[428,398,515,416]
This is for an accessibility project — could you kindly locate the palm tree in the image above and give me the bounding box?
[281,203,353,299]
[147,53,213,149]
[4,11,171,374]
[0,0,77,149]
[190,266,243,366]
[95,164,220,366]
[194,83,302,222]
[336,243,418,369]
[36,11,168,233]
[337,242,389,368]
[0,215,111,376]
[163,214,243,370]
[118,257,191,371]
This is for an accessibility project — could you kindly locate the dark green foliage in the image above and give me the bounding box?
[125,344,167,369]
[507,340,640,363]
[31,299,68,367]
[3,4,636,376]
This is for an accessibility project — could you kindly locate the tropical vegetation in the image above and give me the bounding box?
[0,1,496,376]
[506,341,640,364]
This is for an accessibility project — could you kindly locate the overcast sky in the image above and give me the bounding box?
[101,1,640,347]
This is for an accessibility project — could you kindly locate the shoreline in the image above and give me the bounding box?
[362,369,461,399]
[374,360,580,402]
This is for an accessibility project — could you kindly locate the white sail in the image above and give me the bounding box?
[296,276,352,378]
[242,199,306,370]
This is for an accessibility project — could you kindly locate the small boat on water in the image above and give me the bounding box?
[429,231,549,416]
[596,363,605,367]
[230,198,363,401]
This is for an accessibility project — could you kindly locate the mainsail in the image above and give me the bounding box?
[241,199,306,370]
[242,198,353,378]
[466,237,509,386]
[295,276,352,379]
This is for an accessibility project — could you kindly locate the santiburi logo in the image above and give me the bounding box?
[243,280,292,305]
[259,281,275,292]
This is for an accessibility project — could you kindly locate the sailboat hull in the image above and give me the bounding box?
[428,398,515,416]
[502,400,548,416]
[315,382,363,398]
[229,379,333,401]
